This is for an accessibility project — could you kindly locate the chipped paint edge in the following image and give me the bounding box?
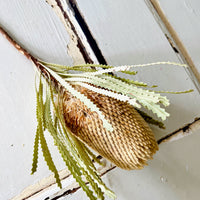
[158,118,200,144]
[46,0,98,65]
[11,159,115,200]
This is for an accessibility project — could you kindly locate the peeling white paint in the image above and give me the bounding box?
[46,0,98,65]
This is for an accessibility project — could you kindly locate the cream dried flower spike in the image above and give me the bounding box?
[61,84,158,170]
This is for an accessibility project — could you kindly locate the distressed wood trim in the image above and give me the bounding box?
[46,0,99,64]
[47,162,116,200]
[11,160,115,200]
[67,0,107,65]
[145,0,200,92]
[1,25,200,200]
[158,117,200,144]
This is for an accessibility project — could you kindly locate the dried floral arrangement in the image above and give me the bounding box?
[0,27,193,200]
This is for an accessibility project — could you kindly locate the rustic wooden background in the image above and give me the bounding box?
[0,0,200,199]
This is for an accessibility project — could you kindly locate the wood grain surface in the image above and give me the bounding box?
[0,0,200,200]
[76,0,200,139]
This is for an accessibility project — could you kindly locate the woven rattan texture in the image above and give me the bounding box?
[62,85,159,170]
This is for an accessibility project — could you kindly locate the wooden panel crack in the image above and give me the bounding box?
[158,117,200,144]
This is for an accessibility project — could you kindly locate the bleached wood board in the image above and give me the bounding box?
[63,128,200,200]
[157,0,200,74]
[76,0,200,139]
[1,0,200,200]
[0,0,74,65]
[0,0,76,199]
[65,0,200,199]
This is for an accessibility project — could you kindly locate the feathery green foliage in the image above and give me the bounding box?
[32,76,116,200]
[32,61,192,200]
[34,78,62,188]
[43,66,113,132]
[40,61,190,121]
[151,89,194,94]
[31,126,40,174]
[136,109,165,129]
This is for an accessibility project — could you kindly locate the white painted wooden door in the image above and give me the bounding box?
[0,0,200,199]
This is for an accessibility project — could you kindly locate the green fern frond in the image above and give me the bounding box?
[56,94,115,199]
[110,76,148,87]
[31,126,40,174]
[69,136,105,199]
[56,104,101,200]
[101,75,170,118]
[141,100,170,120]
[136,109,165,129]
[37,79,62,188]
[100,75,161,104]
[43,65,113,131]
[80,61,187,76]
[54,137,96,199]
[35,79,42,123]
[74,63,114,69]
[83,170,104,200]
[152,89,194,94]
[40,61,112,70]
[38,61,192,121]
[64,76,140,107]
[71,67,97,73]
[68,134,115,199]
[120,70,138,75]
[107,75,157,87]
[60,69,170,119]
[47,83,114,199]
[31,82,40,174]
[44,84,101,197]
[39,127,62,188]
[31,78,43,174]
[41,61,137,77]
[74,64,138,75]
[75,82,137,106]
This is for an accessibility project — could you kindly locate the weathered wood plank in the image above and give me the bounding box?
[76,0,200,139]
[67,1,200,199]
[145,0,200,91]
[0,0,75,65]
[155,0,200,78]
[0,0,76,199]
[52,128,200,200]
[1,0,200,199]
